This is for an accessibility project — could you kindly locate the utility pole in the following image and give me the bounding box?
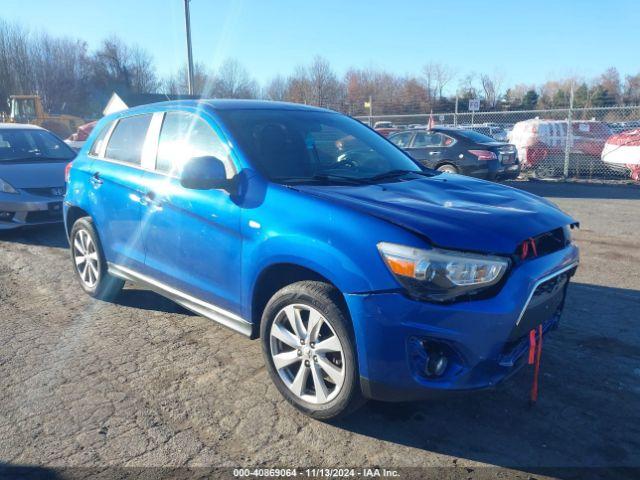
[184,0,195,95]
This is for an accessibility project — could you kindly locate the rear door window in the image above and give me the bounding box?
[105,114,153,166]
[413,132,445,147]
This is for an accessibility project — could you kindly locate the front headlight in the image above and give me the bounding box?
[378,242,510,302]
[0,178,17,194]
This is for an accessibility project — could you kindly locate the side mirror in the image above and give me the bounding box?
[180,156,232,191]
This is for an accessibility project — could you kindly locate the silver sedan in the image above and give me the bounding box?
[0,123,76,230]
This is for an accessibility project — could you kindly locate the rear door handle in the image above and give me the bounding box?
[89,172,103,185]
[429,151,439,155]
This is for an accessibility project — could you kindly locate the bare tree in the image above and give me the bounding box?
[599,67,622,104]
[306,56,343,108]
[211,59,258,98]
[423,62,455,104]
[624,73,640,104]
[263,75,287,101]
[480,71,504,108]
[91,36,159,94]
[458,73,479,100]
[164,62,212,96]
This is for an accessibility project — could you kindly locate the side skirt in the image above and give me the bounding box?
[107,262,252,337]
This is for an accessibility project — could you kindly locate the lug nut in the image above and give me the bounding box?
[300,339,305,345]
[313,355,318,362]
[310,342,315,348]
[304,360,310,367]
[297,349,302,356]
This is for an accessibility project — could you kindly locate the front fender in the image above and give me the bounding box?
[239,181,426,321]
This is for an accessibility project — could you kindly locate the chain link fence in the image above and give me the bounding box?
[355,106,640,181]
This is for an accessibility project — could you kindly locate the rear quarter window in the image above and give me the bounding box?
[88,120,115,157]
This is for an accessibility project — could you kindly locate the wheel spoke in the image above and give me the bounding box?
[317,355,343,385]
[315,335,341,354]
[272,323,300,349]
[80,231,88,252]
[81,262,90,283]
[284,305,306,340]
[74,238,85,255]
[306,310,324,343]
[272,350,301,370]
[87,252,99,262]
[75,255,86,266]
[310,362,329,403]
[289,363,309,397]
[88,261,99,279]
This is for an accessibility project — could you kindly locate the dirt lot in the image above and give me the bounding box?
[0,181,639,479]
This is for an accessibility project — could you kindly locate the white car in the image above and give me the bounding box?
[601,129,640,180]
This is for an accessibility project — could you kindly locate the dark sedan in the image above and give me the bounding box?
[389,127,520,181]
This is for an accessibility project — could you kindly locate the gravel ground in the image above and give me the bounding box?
[0,181,639,479]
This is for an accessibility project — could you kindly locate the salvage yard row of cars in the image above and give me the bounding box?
[2,99,582,419]
[376,119,640,180]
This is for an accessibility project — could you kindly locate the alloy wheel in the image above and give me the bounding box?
[269,304,345,404]
[72,229,100,288]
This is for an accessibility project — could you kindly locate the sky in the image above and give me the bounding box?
[3,0,640,91]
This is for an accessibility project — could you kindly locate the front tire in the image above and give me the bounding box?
[70,217,124,301]
[260,281,364,420]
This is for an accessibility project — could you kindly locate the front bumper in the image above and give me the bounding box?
[346,244,579,401]
[0,192,64,230]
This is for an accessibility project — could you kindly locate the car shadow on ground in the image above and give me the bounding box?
[506,179,640,200]
[0,224,68,249]
[331,282,640,478]
[0,463,61,480]
[114,287,195,316]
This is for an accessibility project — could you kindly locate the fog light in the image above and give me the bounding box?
[425,353,448,377]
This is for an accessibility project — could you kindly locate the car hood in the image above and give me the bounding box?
[0,160,68,188]
[296,175,576,254]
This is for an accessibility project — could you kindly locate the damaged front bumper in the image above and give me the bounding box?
[345,243,579,401]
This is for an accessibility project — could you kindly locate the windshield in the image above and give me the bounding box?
[457,129,500,144]
[0,129,76,162]
[218,109,422,183]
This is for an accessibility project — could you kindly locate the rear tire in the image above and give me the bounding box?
[260,281,364,420]
[70,217,124,301]
[436,163,458,174]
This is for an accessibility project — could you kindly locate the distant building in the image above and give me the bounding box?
[103,90,201,116]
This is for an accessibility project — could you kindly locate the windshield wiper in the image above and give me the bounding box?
[273,174,368,186]
[363,169,435,183]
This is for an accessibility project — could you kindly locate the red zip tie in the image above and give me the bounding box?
[529,237,538,257]
[528,329,537,364]
[530,324,543,405]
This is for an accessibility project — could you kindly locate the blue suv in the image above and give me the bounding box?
[64,100,579,419]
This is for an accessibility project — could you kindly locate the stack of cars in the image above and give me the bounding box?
[508,119,612,177]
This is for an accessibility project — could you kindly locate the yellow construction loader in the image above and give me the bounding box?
[4,95,84,138]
